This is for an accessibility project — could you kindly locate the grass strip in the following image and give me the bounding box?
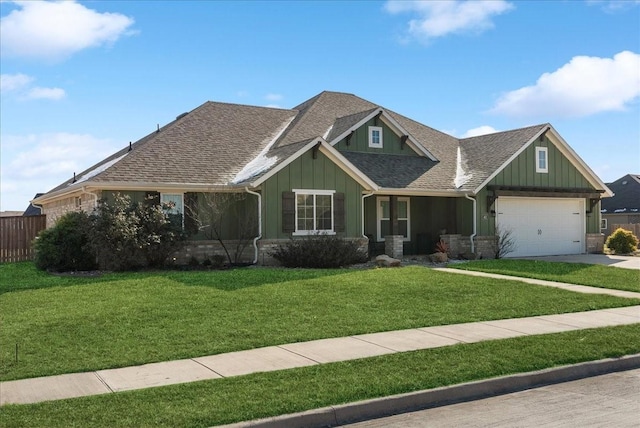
[1,324,639,428]
[450,259,640,292]
[2,265,638,381]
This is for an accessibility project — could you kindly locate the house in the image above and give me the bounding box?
[600,174,640,237]
[23,193,44,216]
[32,91,612,263]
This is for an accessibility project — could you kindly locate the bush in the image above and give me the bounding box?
[34,211,97,272]
[89,194,188,271]
[271,234,368,268]
[605,228,638,254]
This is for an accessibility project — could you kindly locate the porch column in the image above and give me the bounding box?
[389,195,399,235]
[385,195,404,259]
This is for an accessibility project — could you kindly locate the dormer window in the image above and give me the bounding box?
[535,147,548,173]
[369,126,383,148]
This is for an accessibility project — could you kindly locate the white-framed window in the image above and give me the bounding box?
[293,189,335,235]
[161,193,184,215]
[377,197,410,241]
[369,126,383,148]
[600,218,608,230]
[535,147,548,173]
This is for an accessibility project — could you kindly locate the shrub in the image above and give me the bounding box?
[271,234,368,268]
[605,228,638,254]
[34,211,97,272]
[89,194,188,271]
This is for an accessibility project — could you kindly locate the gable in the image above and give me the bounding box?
[333,118,421,157]
[488,134,594,189]
[261,147,364,239]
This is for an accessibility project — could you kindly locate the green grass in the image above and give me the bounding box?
[450,259,640,292]
[1,324,639,428]
[1,262,638,381]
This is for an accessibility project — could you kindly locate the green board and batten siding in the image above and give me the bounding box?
[334,119,420,156]
[475,137,600,236]
[261,148,363,240]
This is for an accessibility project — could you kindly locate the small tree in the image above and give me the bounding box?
[34,211,97,272]
[186,192,258,265]
[605,228,638,254]
[135,197,188,268]
[491,226,517,259]
[89,193,188,271]
[89,194,143,271]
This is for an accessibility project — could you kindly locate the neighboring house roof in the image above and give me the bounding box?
[601,174,640,213]
[33,91,610,204]
[23,193,44,216]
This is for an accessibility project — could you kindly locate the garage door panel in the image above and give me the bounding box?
[496,198,584,258]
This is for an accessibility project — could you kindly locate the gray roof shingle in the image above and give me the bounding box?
[41,91,555,198]
[601,174,640,212]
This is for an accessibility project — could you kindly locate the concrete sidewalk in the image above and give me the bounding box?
[434,267,640,299]
[2,305,639,406]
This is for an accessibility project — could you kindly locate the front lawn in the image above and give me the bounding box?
[450,259,640,292]
[1,324,639,428]
[1,262,637,381]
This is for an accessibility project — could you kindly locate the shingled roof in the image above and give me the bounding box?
[601,174,640,213]
[38,91,561,200]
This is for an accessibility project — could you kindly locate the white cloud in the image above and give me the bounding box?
[587,0,640,13]
[25,86,66,100]
[1,0,135,61]
[0,73,33,92]
[491,51,640,118]
[1,73,65,100]
[265,93,283,102]
[461,125,499,138]
[1,132,120,210]
[384,0,514,42]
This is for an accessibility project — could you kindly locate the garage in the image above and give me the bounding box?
[496,197,585,258]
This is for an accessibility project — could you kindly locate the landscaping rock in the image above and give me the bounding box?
[375,254,402,267]
[429,252,448,263]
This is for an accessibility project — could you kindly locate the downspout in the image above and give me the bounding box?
[244,187,262,264]
[361,191,375,238]
[81,187,99,211]
[464,194,477,253]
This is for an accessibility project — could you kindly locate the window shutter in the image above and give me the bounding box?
[282,191,295,233]
[184,192,199,235]
[334,192,345,233]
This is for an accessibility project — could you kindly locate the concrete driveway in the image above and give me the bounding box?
[519,254,640,270]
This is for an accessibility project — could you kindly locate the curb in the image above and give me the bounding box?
[219,353,640,428]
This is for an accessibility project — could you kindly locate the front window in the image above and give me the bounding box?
[369,126,383,148]
[536,147,548,173]
[293,189,334,235]
[377,197,410,241]
[161,193,184,215]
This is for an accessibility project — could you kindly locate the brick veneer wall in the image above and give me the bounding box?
[41,193,98,228]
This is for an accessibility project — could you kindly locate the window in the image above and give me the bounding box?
[600,218,607,230]
[377,197,410,241]
[75,196,82,210]
[293,189,335,235]
[161,193,184,215]
[369,126,383,148]
[535,147,548,173]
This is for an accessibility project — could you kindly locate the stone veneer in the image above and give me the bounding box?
[174,236,370,266]
[586,233,605,253]
[384,235,404,259]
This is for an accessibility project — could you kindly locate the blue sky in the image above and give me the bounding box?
[1,0,638,211]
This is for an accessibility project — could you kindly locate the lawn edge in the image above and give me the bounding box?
[221,353,640,428]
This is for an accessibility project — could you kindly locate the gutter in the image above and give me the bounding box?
[244,187,262,264]
[361,191,375,239]
[464,194,477,253]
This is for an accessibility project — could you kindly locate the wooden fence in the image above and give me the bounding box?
[612,224,640,238]
[0,215,47,262]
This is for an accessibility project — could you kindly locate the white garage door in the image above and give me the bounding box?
[496,197,584,258]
